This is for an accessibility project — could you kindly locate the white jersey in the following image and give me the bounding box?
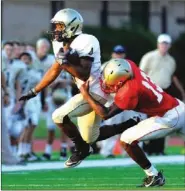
[20,66,42,94]
[52,33,108,98]
[3,59,27,99]
[31,52,55,75]
[139,49,176,89]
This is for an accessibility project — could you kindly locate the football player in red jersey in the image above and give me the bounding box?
[80,58,185,187]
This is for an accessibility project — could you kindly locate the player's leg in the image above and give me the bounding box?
[100,111,147,157]
[41,113,56,160]
[120,119,165,187]
[2,107,21,165]
[23,98,41,161]
[59,129,69,160]
[52,93,96,167]
[119,102,185,187]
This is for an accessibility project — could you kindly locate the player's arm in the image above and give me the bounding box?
[19,62,62,101]
[62,57,92,81]
[80,82,122,119]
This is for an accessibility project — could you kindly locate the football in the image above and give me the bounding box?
[66,48,81,65]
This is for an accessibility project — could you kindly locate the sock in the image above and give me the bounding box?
[144,165,158,176]
[45,144,52,155]
[97,119,138,141]
[22,143,27,155]
[17,142,23,156]
[61,143,67,149]
[11,145,17,155]
[121,141,151,170]
[26,143,31,154]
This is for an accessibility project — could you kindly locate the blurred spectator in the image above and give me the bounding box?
[2,41,14,69]
[1,71,23,165]
[111,45,126,59]
[12,41,24,59]
[17,52,42,161]
[139,33,185,155]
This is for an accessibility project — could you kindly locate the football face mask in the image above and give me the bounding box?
[48,23,67,42]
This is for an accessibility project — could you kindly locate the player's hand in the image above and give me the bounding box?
[80,81,90,98]
[56,48,69,65]
[19,88,37,101]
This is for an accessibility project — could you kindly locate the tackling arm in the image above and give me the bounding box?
[62,58,92,81]
[80,82,122,119]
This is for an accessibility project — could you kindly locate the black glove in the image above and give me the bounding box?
[19,88,37,101]
[56,48,77,65]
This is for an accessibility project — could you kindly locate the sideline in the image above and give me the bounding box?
[2,155,184,172]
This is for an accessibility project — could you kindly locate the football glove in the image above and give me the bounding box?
[56,48,77,65]
[19,88,38,101]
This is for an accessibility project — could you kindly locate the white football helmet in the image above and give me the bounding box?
[100,58,133,93]
[49,8,83,42]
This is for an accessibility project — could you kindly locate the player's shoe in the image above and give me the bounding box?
[138,171,165,187]
[60,148,67,160]
[41,153,51,161]
[25,152,40,162]
[65,144,93,168]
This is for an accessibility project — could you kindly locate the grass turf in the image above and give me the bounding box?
[2,164,185,190]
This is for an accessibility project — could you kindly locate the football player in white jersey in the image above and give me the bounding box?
[17,52,42,161]
[19,8,141,167]
[2,42,27,154]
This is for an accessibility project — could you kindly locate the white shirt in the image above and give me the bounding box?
[139,49,176,89]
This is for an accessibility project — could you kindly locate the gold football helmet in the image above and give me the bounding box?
[100,58,133,93]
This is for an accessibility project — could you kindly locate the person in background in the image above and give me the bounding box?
[111,45,126,59]
[17,52,42,161]
[139,33,185,156]
[1,71,24,165]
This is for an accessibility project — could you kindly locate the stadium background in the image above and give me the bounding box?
[2,0,185,190]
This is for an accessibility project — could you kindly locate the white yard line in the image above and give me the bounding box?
[2,155,184,172]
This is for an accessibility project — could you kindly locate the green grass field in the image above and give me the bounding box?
[2,118,184,190]
[2,164,185,190]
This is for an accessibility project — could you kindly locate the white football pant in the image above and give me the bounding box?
[120,99,185,144]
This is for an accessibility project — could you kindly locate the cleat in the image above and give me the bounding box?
[41,153,51,161]
[25,152,40,162]
[138,171,165,187]
[65,145,93,168]
[60,148,67,160]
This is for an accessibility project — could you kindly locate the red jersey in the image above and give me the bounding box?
[114,60,179,117]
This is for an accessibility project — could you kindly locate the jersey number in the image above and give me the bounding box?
[141,71,163,103]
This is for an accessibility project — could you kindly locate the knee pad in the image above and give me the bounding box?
[120,132,134,145]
